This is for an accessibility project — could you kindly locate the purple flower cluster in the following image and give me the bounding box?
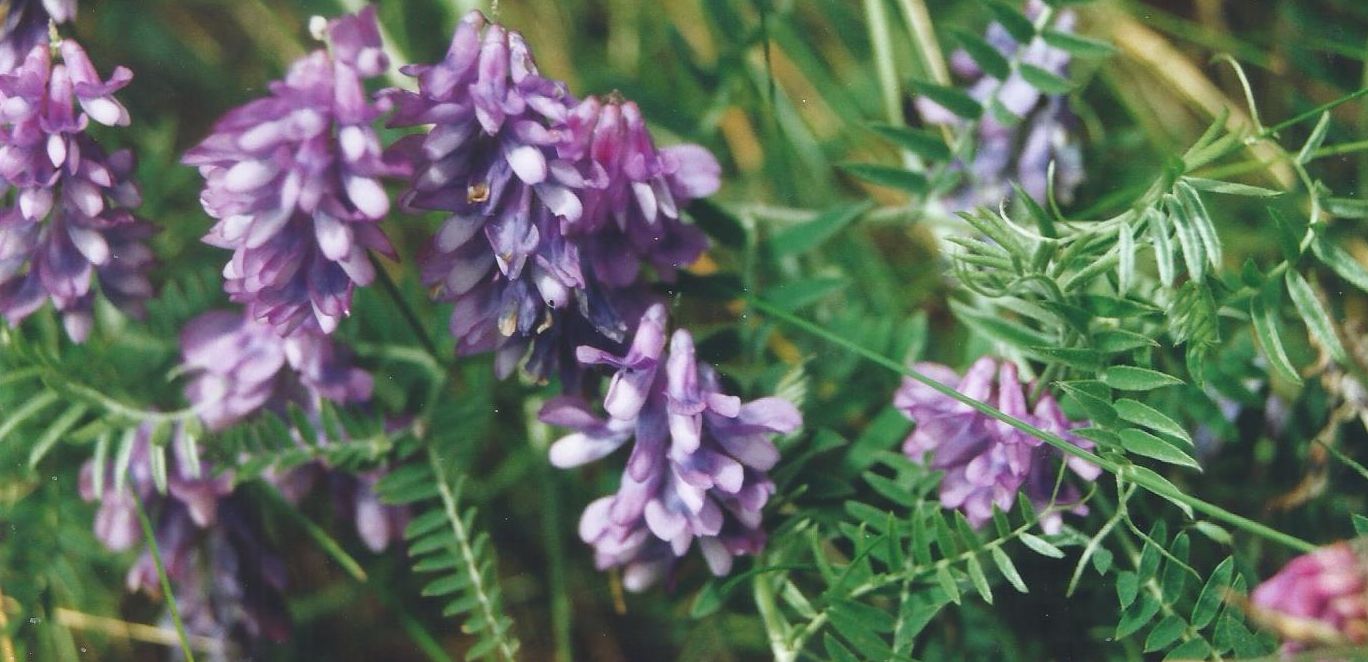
[81,307,406,643]
[180,309,373,431]
[542,305,801,590]
[0,39,154,341]
[917,0,1084,211]
[184,7,400,336]
[0,0,76,73]
[1250,541,1368,651]
[895,357,1099,532]
[389,11,719,381]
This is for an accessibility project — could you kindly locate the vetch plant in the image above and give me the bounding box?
[2,1,1368,661]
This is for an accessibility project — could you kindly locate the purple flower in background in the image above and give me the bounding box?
[895,357,1097,532]
[184,7,400,336]
[0,0,77,74]
[543,305,801,590]
[917,0,1084,211]
[0,40,155,341]
[180,309,373,431]
[1250,541,1368,651]
[391,11,720,382]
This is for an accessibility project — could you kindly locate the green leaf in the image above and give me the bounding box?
[984,0,1036,42]
[1115,399,1193,446]
[1325,196,1368,219]
[1116,593,1161,639]
[1161,533,1191,597]
[1123,465,1196,518]
[1177,182,1223,268]
[1183,177,1283,197]
[1193,521,1232,546]
[1296,112,1332,165]
[1116,571,1139,608]
[912,80,983,119]
[1120,428,1199,469]
[1166,193,1206,282]
[991,546,1028,594]
[1096,329,1160,353]
[936,565,962,605]
[829,603,894,658]
[1102,367,1184,391]
[1165,639,1213,661]
[838,163,928,194]
[1191,557,1234,629]
[1313,233,1368,294]
[1144,615,1188,652]
[823,634,860,662]
[868,123,952,162]
[1057,381,1118,427]
[1018,64,1074,95]
[1041,28,1116,57]
[1250,282,1303,385]
[1354,514,1368,535]
[1148,208,1176,287]
[950,28,1011,79]
[768,277,850,312]
[1019,532,1065,559]
[965,555,993,604]
[1118,220,1135,293]
[769,201,872,257]
[1285,270,1350,365]
[1269,209,1302,262]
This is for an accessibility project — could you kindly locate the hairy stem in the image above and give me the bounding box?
[131,490,196,662]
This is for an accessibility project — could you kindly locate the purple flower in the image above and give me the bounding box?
[895,357,1098,532]
[391,12,721,382]
[0,1,77,74]
[1250,541,1368,650]
[180,309,373,431]
[558,95,716,286]
[916,0,1083,211]
[542,305,801,590]
[0,40,155,341]
[184,7,400,336]
[388,11,593,378]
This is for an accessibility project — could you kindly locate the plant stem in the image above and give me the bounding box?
[373,260,445,363]
[746,296,1317,554]
[131,490,197,662]
[753,571,796,662]
[863,0,904,128]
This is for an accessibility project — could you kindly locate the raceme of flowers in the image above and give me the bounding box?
[542,304,802,590]
[895,356,1100,533]
[0,37,155,341]
[80,308,406,644]
[388,10,719,383]
[184,7,400,336]
[1249,540,1368,651]
[916,0,1084,211]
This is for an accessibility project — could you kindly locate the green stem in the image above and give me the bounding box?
[373,260,444,363]
[863,0,904,128]
[746,296,1317,554]
[131,490,197,662]
[753,571,797,662]
[252,482,369,582]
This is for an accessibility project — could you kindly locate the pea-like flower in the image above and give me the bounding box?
[916,0,1084,211]
[180,309,373,431]
[1250,541,1368,651]
[896,357,1098,532]
[391,12,720,382]
[0,40,154,341]
[184,7,400,335]
[543,305,801,590]
[0,0,77,74]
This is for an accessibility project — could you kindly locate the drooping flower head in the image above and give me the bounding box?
[0,0,77,74]
[896,357,1098,532]
[184,7,400,336]
[917,0,1083,211]
[0,39,153,340]
[542,305,801,590]
[557,94,717,287]
[389,10,595,379]
[391,12,721,383]
[1250,540,1368,651]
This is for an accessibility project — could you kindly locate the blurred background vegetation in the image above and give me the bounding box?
[5,0,1368,659]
